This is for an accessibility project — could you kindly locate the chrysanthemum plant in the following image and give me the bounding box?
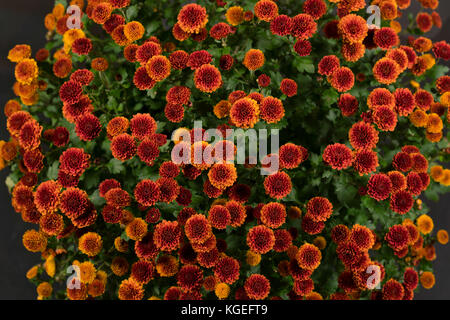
[2,0,450,300]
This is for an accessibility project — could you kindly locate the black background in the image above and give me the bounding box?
[0,1,448,300]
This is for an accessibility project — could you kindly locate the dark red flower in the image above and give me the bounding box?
[367,173,392,201]
[322,143,353,170]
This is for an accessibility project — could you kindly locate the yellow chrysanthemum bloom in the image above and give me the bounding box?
[440,92,450,107]
[114,236,129,253]
[246,250,261,266]
[79,261,97,284]
[410,80,420,89]
[226,6,244,26]
[8,44,31,63]
[78,232,103,257]
[52,3,65,19]
[390,20,401,33]
[156,255,179,277]
[409,109,428,127]
[417,214,434,235]
[37,282,53,298]
[124,21,145,42]
[420,271,435,289]
[63,29,85,47]
[96,270,108,284]
[44,256,56,278]
[313,236,327,250]
[437,230,449,245]
[26,265,39,279]
[426,113,443,133]
[422,54,435,70]
[440,169,450,186]
[430,165,444,182]
[215,283,230,299]
[213,100,232,119]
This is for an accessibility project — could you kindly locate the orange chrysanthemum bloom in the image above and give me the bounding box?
[254,0,279,22]
[8,44,31,63]
[226,6,244,26]
[78,232,103,257]
[118,278,144,300]
[22,229,47,252]
[15,59,38,85]
[53,58,72,78]
[194,64,222,93]
[91,57,109,71]
[91,2,113,24]
[213,100,232,119]
[409,109,428,127]
[107,116,129,138]
[177,3,208,34]
[124,21,145,42]
[125,218,148,241]
[417,214,434,234]
[426,113,443,133]
[146,55,171,81]
[420,271,435,289]
[243,49,265,71]
[208,163,238,190]
[338,14,368,43]
[373,58,400,85]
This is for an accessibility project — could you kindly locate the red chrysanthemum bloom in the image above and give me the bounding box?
[158,161,178,179]
[131,260,154,285]
[72,38,92,56]
[59,81,82,105]
[353,149,379,176]
[436,75,450,94]
[413,90,433,111]
[203,179,223,198]
[214,256,240,284]
[134,180,160,207]
[280,79,297,97]
[260,202,286,229]
[331,224,350,244]
[338,93,358,116]
[130,113,157,141]
[330,67,354,92]
[163,286,182,300]
[257,74,271,87]
[301,214,325,235]
[187,50,212,70]
[367,88,395,110]
[102,205,124,224]
[226,200,247,227]
[385,48,408,73]
[385,224,410,250]
[59,187,88,219]
[338,14,368,43]
[177,3,208,34]
[406,172,423,196]
[318,55,340,76]
[69,70,93,88]
[166,86,191,106]
[373,58,400,85]
[137,138,159,165]
[349,121,379,150]
[293,39,312,57]
[194,64,222,93]
[341,41,365,62]
[12,184,34,211]
[244,274,271,300]
[98,179,121,198]
[105,188,130,208]
[164,103,184,123]
[227,184,251,204]
[373,106,397,131]
[210,22,232,40]
[306,197,333,222]
[207,163,237,190]
[208,205,231,229]
[399,45,417,69]
[290,14,317,40]
[367,173,392,201]
[293,279,314,296]
[169,50,189,70]
[394,88,415,116]
[322,143,353,170]
[57,170,79,188]
[177,265,203,292]
[323,20,339,39]
[53,58,72,78]
[185,214,212,244]
[75,113,101,141]
[403,267,419,290]
[382,279,404,300]
[296,243,321,270]
[156,177,180,203]
[247,225,275,254]
[219,54,234,70]
[392,151,413,172]
[197,248,219,268]
[146,55,171,81]
[18,119,42,150]
[263,171,292,199]
[416,12,433,33]
[388,171,407,193]
[91,2,113,24]
[279,143,307,169]
[172,22,190,41]
[23,149,44,173]
[154,220,182,251]
[34,180,61,214]
[374,27,399,50]
[254,0,278,22]
[103,14,125,34]
[111,133,136,161]
[136,41,162,65]
[303,0,327,20]
[229,96,260,128]
[59,147,90,176]
[270,15,292,36]
[432,40,450,60]
[259,96,284,124]
[273,229,292,252]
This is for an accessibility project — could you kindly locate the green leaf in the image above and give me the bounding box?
[47,161,59,180]
[108,158,125,174]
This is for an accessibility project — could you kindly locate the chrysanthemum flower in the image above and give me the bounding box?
[420,271,435,290]
[226,201,247,227]
[78,232,102,257]
[433,41,450,60]
[390,190,414,215]
[59,81,83,105]
[280,79,297,97]
[367,88,395,110]
[91,2,113,24]
[259,96,284,123]
[331,224,351,245]
[394,88,415,116]
[118,278,144,300]
[177,3,208,33]
[367,173,392,201]
[244,274,270,300]
[247,225,275,254]
[70,69,94,87]
[110,133,136,161]
[263,171,292,199]
[214,256,240,284]
[254,0,278,22]
[373,58,400,85]
[296,243,321,270]
[40,212,64,236]
[257,74,271,87]
[34,180,61,214]
[22,229,47,252]
[185,214,212,244]
[74,113,101,141]
[303,0,327,20]
[342,41,365,62]
[290,13,317,40]
[153,220,182,252]
[382,279,404,300]
[306,197,333,222]
[338,14,368,43]
[208,205,231,229]
[416,214,434,235]
[105,188,130,208]
[322,143,353,170]
[226,6,244,26]
[270,15,292,36]
[194,64,222,93]
[349,121,379,150]
[261,202,286,228]
[374,27,399,50]
[388,171,407,193]
[353,149,379,176]
[134,179,160,207]
[145,55,171,81]
[279,143,307,169]
[243,49,265,71]
[124,21,145,42]
[8,44,31,63]
[330,67,354,92]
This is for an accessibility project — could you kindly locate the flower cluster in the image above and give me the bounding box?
[1,0,449,300]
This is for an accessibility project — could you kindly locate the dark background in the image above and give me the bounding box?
[0,1,448,300]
